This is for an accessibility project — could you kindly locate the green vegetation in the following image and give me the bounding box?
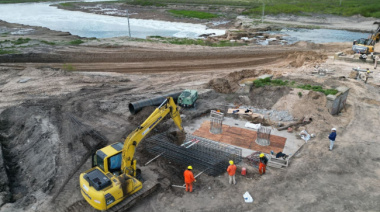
[127,0,166,7]
[146,36,246,47]
[1,32,9,37]
[59,2,75,8]
[0,49,17,54]
[11,38,30,45]
[243,0,380,18]
[62,63,75,71]
[40,40,56,45]
[296,84,338,96]
[168,10,219,19]
[68,39,84,45]
[253,77,289,87]
[253,77,338,96]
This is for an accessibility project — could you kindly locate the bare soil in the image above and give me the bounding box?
[0,8,380,212]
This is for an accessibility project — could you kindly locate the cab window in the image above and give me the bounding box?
[108,153,122,173]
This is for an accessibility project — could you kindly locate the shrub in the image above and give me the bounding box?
[11,38,30,45]
[69,39,84,45]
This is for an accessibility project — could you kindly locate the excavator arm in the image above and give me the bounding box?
[121,97,183,176]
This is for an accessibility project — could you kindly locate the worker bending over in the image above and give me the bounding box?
[227,160,237,185]
[184,166,196,192]
[259,153,268,175]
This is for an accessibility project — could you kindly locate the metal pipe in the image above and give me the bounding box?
[128,91,182,114]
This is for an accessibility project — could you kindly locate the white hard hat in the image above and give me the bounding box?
[331,128,336,131]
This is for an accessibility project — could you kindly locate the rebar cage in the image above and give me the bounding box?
[146,133,242,176]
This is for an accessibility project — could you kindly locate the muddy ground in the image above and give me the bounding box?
[1,7,380,212]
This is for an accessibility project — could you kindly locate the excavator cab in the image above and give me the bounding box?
[92,142,123,175]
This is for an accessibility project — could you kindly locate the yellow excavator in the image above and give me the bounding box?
[352,22,380,54]
[79,97,183,211]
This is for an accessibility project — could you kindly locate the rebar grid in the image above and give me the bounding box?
[255,126,271,146]
[210,110,224,134]
[146,133,242,176]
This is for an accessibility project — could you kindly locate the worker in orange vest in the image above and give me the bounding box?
[227,160,237,185]
[259,153,268,175]
[184,166,196,192]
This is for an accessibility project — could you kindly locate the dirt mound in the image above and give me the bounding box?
[248,86,291,109]
[291,41,323,49]
[208,69,272,93]
[287,51,328,68]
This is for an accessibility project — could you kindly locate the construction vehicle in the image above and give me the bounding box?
[352,22,380,54]
[177,89,198,108]
[79,97,183,211]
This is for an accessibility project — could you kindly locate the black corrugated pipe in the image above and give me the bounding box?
[128,91,182,115]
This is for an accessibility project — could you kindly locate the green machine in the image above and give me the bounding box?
[178,90,198,108]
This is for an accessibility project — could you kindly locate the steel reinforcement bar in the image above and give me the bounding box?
[146,133,242,176]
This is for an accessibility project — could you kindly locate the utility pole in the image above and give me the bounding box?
[262,1,265,24]
[126,9,131,37]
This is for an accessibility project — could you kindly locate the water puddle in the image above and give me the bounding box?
[277,28,369,44]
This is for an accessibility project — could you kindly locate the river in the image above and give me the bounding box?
[0,0,225,39]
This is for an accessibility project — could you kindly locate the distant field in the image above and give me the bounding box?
[1,0,379,18]
[124,0,380,18]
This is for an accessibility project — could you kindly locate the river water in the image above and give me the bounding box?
[0,0,225,39]
[0,0,370,42]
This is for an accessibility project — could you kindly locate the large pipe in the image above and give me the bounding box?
[128,91,182,115]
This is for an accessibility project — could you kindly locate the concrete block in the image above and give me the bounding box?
[326,86,350,115]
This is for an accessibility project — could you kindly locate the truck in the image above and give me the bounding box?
[79,97,183,211]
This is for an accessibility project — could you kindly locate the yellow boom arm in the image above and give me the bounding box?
[121,97,183,176]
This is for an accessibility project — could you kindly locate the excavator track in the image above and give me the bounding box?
[108,180,160,212]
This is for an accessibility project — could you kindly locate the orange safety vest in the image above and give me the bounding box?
[227,164,237,176]
[184,170,195,183]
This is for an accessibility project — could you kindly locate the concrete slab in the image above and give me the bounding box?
[192,120,286,154]
[185,116,304,157]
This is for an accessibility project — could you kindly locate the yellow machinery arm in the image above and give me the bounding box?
[79,97,183,210]
[121,97,183,176]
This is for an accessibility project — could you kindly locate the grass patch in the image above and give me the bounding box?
[253,77,338,96]
[0,49,17,54]
[128,0,166,6]
[68,39,84,45]
[40,40,56,45]
[62,63,75,71]
[1,32,9,37]
[59,2,75,8]
[168,10,219,19]
[11,38,31,45]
